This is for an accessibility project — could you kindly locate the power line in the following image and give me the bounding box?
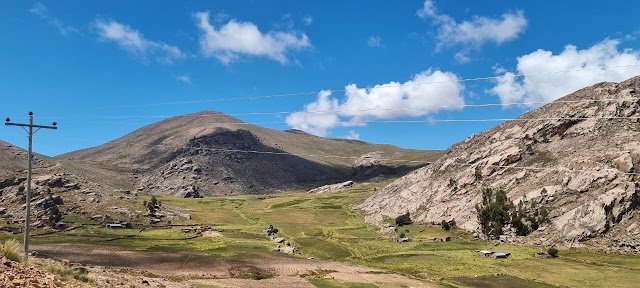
[67,140,640,176]
[79,115,640,126]
[98,64,640,108]
[28,97,639,120]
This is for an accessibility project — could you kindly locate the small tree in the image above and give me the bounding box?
[475,188,511,237]
[395,212,412,226]
[441,219,451,231]
[548,247,559,258]
[144,196,160,215]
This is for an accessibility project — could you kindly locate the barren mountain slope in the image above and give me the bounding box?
[58,111,443,195]
[0,139,52,178]
[359,76,640,247]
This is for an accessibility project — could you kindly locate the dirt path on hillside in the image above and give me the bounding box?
[32,243,438,288]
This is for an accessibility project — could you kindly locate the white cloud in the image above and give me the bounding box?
[455,51,471,63]
[416,0,437,19]
[342,130,360,140]
[367,35,382,47]
[94,19,184,64]
[490,39,640,104]
[417,1,527,50]
[176,74,191,84]
[303,16,313,25]
[195,11,311,64]
[286,69,465,136]
[30,2,79,36]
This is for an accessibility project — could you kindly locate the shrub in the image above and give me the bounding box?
[474,166,483,180]
[46,205,63,226]
[441,220,450,231]
[548,247,559,258]
[1,239,23,262]
[399,232,406,238]
[43,263,91,282]
[395,212,412,226]
[526,144,534,155]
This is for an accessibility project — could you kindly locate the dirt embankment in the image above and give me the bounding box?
[32,243,437,288]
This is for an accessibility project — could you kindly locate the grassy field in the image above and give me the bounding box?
[2,180,640,287]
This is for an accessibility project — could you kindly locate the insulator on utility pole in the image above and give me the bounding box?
[5,112,57,262]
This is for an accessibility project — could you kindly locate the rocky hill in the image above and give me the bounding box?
[359,76,640,250]
[58,111,443,196]
[0,139,52,178]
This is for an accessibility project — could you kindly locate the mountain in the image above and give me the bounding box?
[359,76,640,249]
[58,111,443,196]
[0,140,53,178]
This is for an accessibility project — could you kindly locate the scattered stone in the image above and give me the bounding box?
[379,223,397,234]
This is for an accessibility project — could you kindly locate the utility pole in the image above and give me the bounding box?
[5,112,57,261]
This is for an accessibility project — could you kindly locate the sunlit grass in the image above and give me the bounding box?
[5,180,639,288]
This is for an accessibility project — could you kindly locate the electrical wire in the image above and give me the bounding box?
[78,115,640,126]
[28,97,639,120]
[98,63,640,108]
[68,140,640,176]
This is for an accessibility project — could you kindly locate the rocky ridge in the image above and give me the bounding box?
[359,76,640,250]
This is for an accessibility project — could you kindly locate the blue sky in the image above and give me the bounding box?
[1,0,640,156]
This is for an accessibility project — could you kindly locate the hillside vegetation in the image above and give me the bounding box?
[1,181,639,287]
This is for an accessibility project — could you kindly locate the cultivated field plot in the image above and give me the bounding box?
[2,182,640,287]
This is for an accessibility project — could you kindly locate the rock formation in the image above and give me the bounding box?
[359,76,640,250]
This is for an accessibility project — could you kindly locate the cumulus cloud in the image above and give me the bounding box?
[94,19,184,64]
[367,35,382,47]
[417,0,526,58]
[286,70,465,136]
[490,39,640,104]
[195,11,311,64]
[30,2,79,36]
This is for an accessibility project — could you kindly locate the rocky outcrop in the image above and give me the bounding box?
[359,76,640,247]
[0,256,64,287]
[308,181,355,194]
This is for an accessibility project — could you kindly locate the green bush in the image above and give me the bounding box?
[395,212,412,226]
[441,220,450,231]
[1,239,23,262]
[548,247,559,258]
